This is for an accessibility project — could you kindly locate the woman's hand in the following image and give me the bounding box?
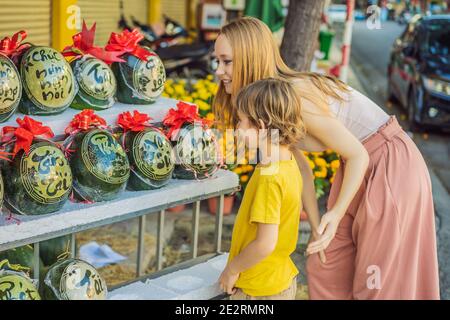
[306,210,342,255]
[218,266,239,295]
[308,231,327,263]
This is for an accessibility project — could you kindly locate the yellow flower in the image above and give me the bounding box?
[314,167,327,178]
[314,157,327,167]
[245,165,254,172]
[330,175,335,184]
[165,86,175,96]
[205,113,215,121]
[308,159,315,169]
[174,84,185,95]
[195,99,211,111]
[181,96,193,103]
[330,159,340,170]
[207,75,214,81]
[240,175,249,183]
[233,168,242,175]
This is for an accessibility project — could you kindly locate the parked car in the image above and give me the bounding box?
[388,15,450,131]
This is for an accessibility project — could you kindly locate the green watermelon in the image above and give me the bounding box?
[0,53,22,122]
[70,56,117,111]
[121,128,174,191]
[19,46,76,115]
[0,270,41,300]
[111,47,166,104]
[43,258,107,300]
[172,123,220,180]
[68,129,130,202]
[39,235,72,267]
[0,245,44,279]
[1,139,73,215]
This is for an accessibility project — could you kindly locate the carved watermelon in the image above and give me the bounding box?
[43,258,107,300]
[19,46,76,115]
[111,47,165,104]
[172,123,220,180]
[122,128,174,190]
[68,129,130,202]
[1,139,73,215]
[0,53,21,122]
[70,56,116,111]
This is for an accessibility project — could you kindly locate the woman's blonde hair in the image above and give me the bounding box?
[213,16,350,127]
[236,78,305,146]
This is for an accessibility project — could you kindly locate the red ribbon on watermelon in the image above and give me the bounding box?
[1,116,54,158]
[65,109,108,135]
[62,20,125,64]
[163,101,212,140]
[0,30,31,63]
[105,29,156,61]
[117,110,153,132]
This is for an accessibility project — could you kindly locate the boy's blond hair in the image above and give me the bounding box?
[235,78,306,146]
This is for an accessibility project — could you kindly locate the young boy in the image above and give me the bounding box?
[218,78,305,300]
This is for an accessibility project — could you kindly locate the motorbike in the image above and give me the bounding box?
[118,3,215,79]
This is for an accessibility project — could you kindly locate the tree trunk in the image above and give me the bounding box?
[280,0,326,72]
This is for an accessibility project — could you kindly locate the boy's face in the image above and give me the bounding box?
[237,110,259,145]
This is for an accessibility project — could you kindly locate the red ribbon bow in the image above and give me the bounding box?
[0,30,31,62]
[163,101,212,140]
[117,110,153,132]
[62,21,125,64]
[1,116,54,157]
[105,29,156,61]
[65,109,107,135]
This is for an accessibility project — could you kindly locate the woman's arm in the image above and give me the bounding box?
[301,105,369,255]
[219,223,278,294]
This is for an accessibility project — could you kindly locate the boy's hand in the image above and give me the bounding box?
[219,266,239,295]
[307,230,327,264]
[307,210,341,256]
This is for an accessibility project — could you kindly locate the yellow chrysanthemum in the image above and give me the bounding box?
[195,99,211,111]
[174,84,185,95]
[314,157,327,167]
[165,86,175,95]
[314,166,328,178]
[233,168,242,175]
[308,159,315,169]
[330,159,340,170]
[206,113,215,121]
[240,175,249,183]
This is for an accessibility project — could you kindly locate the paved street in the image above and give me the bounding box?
[346,20,450,299]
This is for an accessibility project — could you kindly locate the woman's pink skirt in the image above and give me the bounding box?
[306,116,440,299]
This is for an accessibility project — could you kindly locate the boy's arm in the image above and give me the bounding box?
[219,223,278,294]
[290,147,321,235]
[291,147,327,263]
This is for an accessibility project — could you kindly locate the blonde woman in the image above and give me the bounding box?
[213,17,439,300]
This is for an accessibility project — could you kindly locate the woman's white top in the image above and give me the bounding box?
[327,87,390,141]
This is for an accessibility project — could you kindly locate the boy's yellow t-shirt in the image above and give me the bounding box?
[228,158,303,297]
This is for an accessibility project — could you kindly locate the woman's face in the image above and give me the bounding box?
[214,34,233,94]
